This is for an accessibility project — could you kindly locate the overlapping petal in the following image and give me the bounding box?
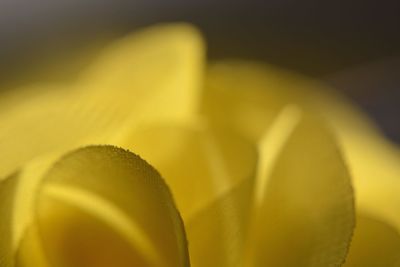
[201,60,400,266]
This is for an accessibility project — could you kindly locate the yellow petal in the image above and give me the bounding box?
[201,61,313,142]
[15,225,49,267]
[186,107,301,267]
[16,146,189,267]
[0,23,205,179]
[0,87,125,178]
[1,23,203,267]
[344,213,400,267]
[0,174,19,267]
[115,121,257,267]
[310,89,400,233]
[82,23,204,125]
[186,175,254,267]
[247,113,354,266]
[201,60,400,264]
[116,122,257,221]
[11,153,62,252]
[202,61,355,266]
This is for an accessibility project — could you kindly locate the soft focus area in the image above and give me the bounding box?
[0,2,399,267]
[1,1,399,142]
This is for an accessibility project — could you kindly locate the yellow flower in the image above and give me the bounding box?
[0,23,399,267]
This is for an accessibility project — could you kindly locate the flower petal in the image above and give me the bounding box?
[343,214,400,267]
[0,23,204,179]
[82,23,204,125]
[246,114,355,266]
[202,60,400,238]
[311,90,400,234]
[0,174,19,267]
[115,122,257,220]
[115,122,258,267]
[201,61,313,142]
[202,62,355,266]
[16,146,189,267]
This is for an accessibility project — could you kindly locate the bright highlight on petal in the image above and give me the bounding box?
[41,183,162,266]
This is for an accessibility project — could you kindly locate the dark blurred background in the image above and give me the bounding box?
[0,0,399,142]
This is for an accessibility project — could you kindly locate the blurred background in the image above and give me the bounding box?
[0,0,399,142]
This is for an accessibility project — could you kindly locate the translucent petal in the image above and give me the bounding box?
[15,225,49,267]
[202,60,400,237]
[185,107,307,267]
[186,176,254,267]
[0,174,19,267]
[17,146,190,267]
[0,23,204,179]
[344,214,400,267]
[11,153,61,252]
[202,61,355,266]
[201,61,314,142]
[0,87,126,178]
[115,122,257,266]
[310,89,400,233]
[115,122,257,220]
[247,115,355,266]
[82,23,204,125]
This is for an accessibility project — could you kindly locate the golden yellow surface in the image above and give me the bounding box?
[0,23,399,267]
